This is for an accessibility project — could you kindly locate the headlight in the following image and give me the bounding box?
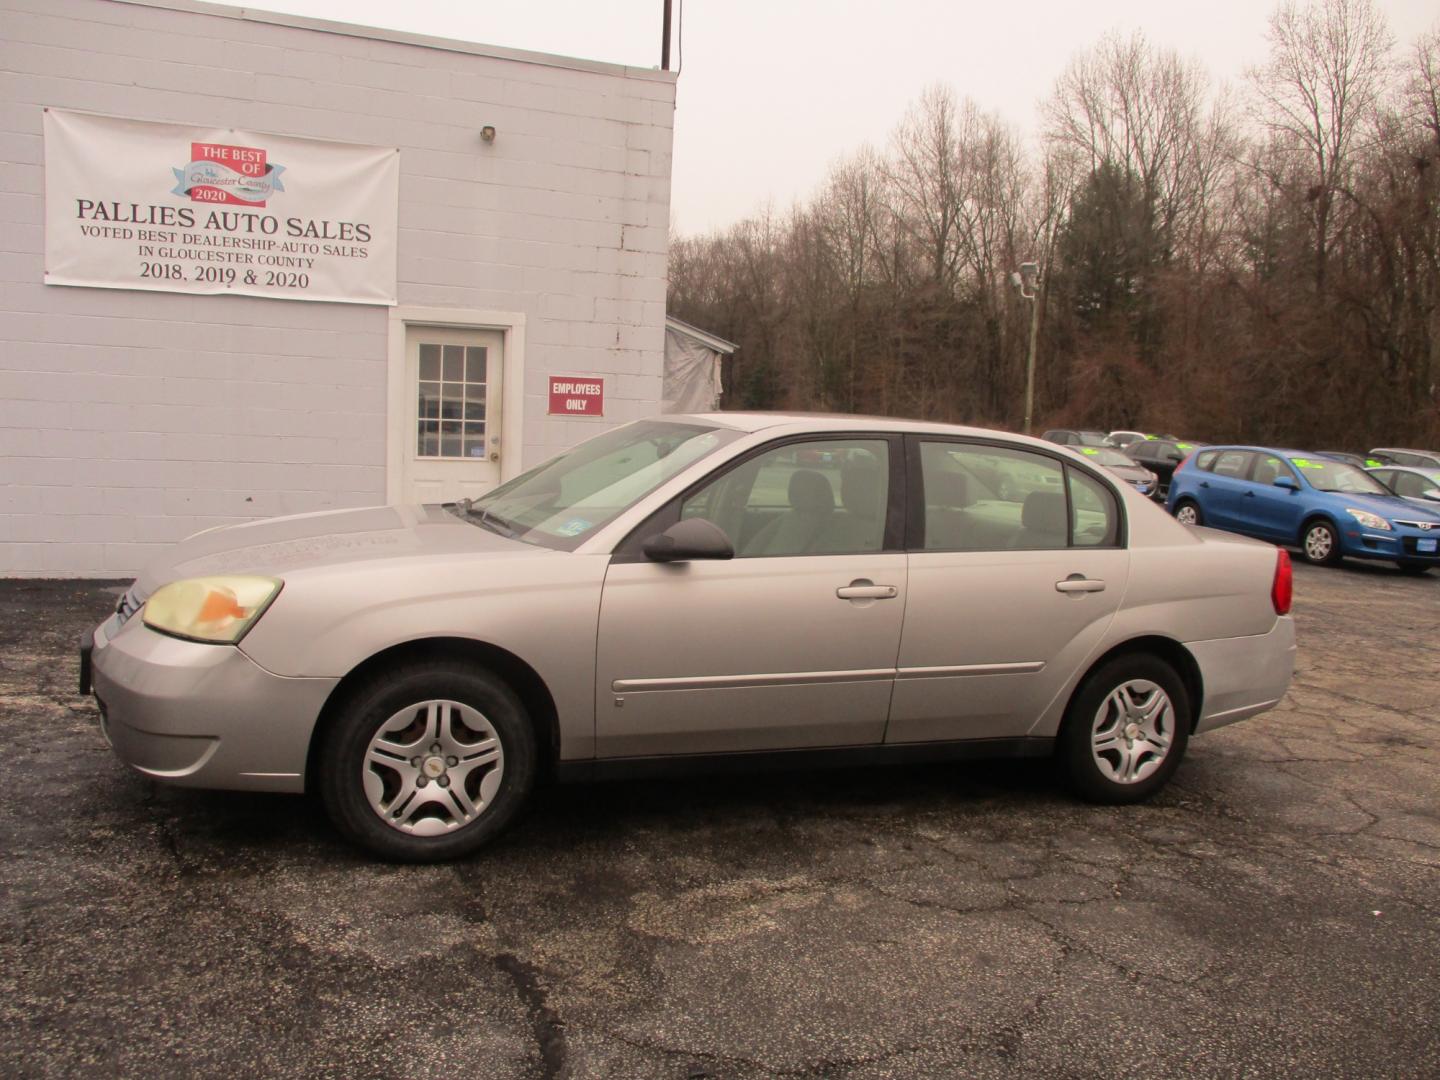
[1345,508,1392,531]
[142,575,282,643]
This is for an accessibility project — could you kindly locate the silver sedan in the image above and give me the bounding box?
[85,414,1297,861]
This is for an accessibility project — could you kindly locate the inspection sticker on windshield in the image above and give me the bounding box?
[554,517,593,537]
[1290,458,1323,469]
[1080,447,1100,455]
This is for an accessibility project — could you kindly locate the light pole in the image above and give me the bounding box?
[1011,261,1040,434]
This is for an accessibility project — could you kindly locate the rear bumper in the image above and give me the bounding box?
[89,615,337,793]
[1188,616,1296,734]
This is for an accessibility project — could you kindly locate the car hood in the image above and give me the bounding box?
[1327,491,1440,522]
[133,504,537,596]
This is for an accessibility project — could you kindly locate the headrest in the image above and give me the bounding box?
[928,470,972,510]
[788,469,835,514]
[841,465,882,516]
[1022,491,1067,533]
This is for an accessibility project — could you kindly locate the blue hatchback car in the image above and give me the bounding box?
[1166,446,1440,574]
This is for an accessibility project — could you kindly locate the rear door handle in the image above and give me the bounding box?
[1055,576,1106,594]
[837,582,898,600]
[1244,490,1256,498]
[1199,480,1210,488]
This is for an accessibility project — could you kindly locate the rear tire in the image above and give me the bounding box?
[1058,654,1191,804]
[1299,519,1342,566]
[1173,500,1203,526]
[317,660,537,862]
[1397,560,1431,576]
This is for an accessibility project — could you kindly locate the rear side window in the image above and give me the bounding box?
[919,442,1067,551]
[1068,468,1120,547]
[1193,450,1218,472]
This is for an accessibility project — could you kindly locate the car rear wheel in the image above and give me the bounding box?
[1300,519,1342,566]
[1058,654,1190,804]
[317,661,537,861]
[1173,500,1202,526]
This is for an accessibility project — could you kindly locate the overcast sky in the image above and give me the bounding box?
[249,0,1436,235]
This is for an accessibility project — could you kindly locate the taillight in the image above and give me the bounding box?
[1271,547,1293,615]
[1173,453,1193,474]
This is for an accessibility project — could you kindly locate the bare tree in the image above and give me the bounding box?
[1249,0,1394,291]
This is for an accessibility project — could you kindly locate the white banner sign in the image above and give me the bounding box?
[44,109,399,305]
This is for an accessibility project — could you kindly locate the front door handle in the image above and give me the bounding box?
[1055,576,1106,594]
[837,581,898,600]
[1243,490,1256,498]
[1199,480,1210,488]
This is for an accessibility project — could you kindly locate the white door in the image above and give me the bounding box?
[401,326,504,504]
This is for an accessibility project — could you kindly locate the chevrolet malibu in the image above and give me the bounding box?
[85,414,1297,861]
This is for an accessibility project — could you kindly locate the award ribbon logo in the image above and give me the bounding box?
[172,141,286,207]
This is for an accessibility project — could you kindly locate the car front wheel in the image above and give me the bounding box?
[1058,654,1190,804]
[1173,500,1202,526]
[1300,520,1342,566]
[317,660,537,861]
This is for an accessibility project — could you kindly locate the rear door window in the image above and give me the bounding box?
[918,442,1067,551]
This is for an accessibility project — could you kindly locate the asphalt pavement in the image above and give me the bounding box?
[1,563,1437,1079]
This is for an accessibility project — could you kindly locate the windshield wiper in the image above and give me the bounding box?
[454,498,518,538]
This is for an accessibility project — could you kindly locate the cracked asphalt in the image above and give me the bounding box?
[1,564,1437,1079]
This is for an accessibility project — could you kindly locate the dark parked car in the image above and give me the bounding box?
[1074,446,1158,498]
[1368,447,1440,469]
[1125,439,1203,498]
[1316,451,1378,470]
[1042,429,1110,448]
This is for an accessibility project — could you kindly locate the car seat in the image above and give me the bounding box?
[1016,491,1067,549]
[745,469,837,555]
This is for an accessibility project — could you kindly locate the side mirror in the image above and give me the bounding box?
[642,518,735,563]
[1273,476,1299,491]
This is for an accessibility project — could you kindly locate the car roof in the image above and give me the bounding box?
[681,411,1043,442]
[1370,447,1439,455]
[1193,445,1314,457]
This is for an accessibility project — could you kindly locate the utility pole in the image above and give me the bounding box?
[1011,262,1041,433]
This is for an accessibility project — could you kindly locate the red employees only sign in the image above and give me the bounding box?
[548,376,604,416]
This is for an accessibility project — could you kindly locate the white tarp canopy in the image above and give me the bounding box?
[662,316,736,414]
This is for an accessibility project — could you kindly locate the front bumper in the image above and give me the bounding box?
[1188,616,1297,734]
[1339,523,1440,563]
[88,613,338,793]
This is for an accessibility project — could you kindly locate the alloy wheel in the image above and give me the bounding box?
[1304,524,1334,563]
[1175,504,1199,526]
[362,699,504,836]
[1090,679,1175,785]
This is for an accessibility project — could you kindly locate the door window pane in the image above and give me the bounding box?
[1068,468,1119,547]
[1251,454,1293,485]
[919,441,1066,551]
[1212,451,1250,478]
[417,343,487,458]
[681,439,889,557]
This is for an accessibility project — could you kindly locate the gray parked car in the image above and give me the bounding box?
[84,414,1297,861]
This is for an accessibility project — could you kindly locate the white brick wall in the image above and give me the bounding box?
[0,0,675,575]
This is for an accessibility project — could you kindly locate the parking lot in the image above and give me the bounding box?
[1,564,1437,1079]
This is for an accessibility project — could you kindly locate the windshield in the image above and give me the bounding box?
[461,420,739,550]
[1288,457,1390,495]
[1076,431,1110,447]
[1076,447,1137,466]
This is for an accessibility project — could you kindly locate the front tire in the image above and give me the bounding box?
[1058,654,1190,804]
[1173,500,1202,526]
[317,661,537,861]
[1300,519,1342,566]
